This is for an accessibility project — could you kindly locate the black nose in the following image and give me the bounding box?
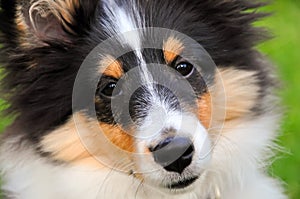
[150,137,194,174]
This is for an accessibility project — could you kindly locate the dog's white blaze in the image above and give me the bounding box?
[102,0,157,97]
[102,0,141,48]
[111,5,156,96]
[135,50,157,97]
[114,8,141,49]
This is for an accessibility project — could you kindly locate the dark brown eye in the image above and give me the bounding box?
[101,82,121,98]
[175,62,194,77]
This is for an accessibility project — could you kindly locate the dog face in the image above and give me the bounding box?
[90,26,217,187]
[0,0,273,194]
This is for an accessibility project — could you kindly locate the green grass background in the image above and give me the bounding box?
[0,0,300,198]
[257,1,300,198]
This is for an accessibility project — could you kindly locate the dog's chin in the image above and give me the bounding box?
[162,178,198,195]
[166,176,198,190]
[147,175,200,194]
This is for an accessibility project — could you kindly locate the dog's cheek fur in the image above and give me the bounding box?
[197,92,212,129]
[212,68,260,123]
[39,113,102,167]
[196,68,260,131]
[39,112,135,167]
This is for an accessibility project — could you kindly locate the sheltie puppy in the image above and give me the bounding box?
[0,0,287,198]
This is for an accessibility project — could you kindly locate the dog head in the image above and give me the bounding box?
[0,0,274,194]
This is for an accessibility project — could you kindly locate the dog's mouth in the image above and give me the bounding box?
[166,176,198,189]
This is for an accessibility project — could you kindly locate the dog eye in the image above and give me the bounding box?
[175,62,194,77]
[100,82,121,98]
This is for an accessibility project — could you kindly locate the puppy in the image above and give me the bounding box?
[0,0,287,198]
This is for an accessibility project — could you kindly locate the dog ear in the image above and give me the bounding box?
[17,0,97,44]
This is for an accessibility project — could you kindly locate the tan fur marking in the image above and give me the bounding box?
[15,13,27,33]
[41,113,103,168]
[15,5,34,48]
[56,0,80,25]
[211,68,260,122]
[100,123,135,153]
[41,113,134,168]
[99,55,124,78]
[197,92,212,129]
[163,36,184,64]
[133,173,145,182]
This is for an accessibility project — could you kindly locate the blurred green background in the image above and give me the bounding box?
[0,0,300,198]
[257,1,300,198]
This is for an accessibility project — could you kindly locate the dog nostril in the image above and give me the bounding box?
[150,137,194,174]
[182,144,194,157]
[149,137,173,152]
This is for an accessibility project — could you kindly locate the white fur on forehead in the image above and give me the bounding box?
[101,0,143,49]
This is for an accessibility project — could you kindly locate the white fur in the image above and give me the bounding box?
[102,0,142,45]
[0,114,287,199]
[101,0,158,97]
